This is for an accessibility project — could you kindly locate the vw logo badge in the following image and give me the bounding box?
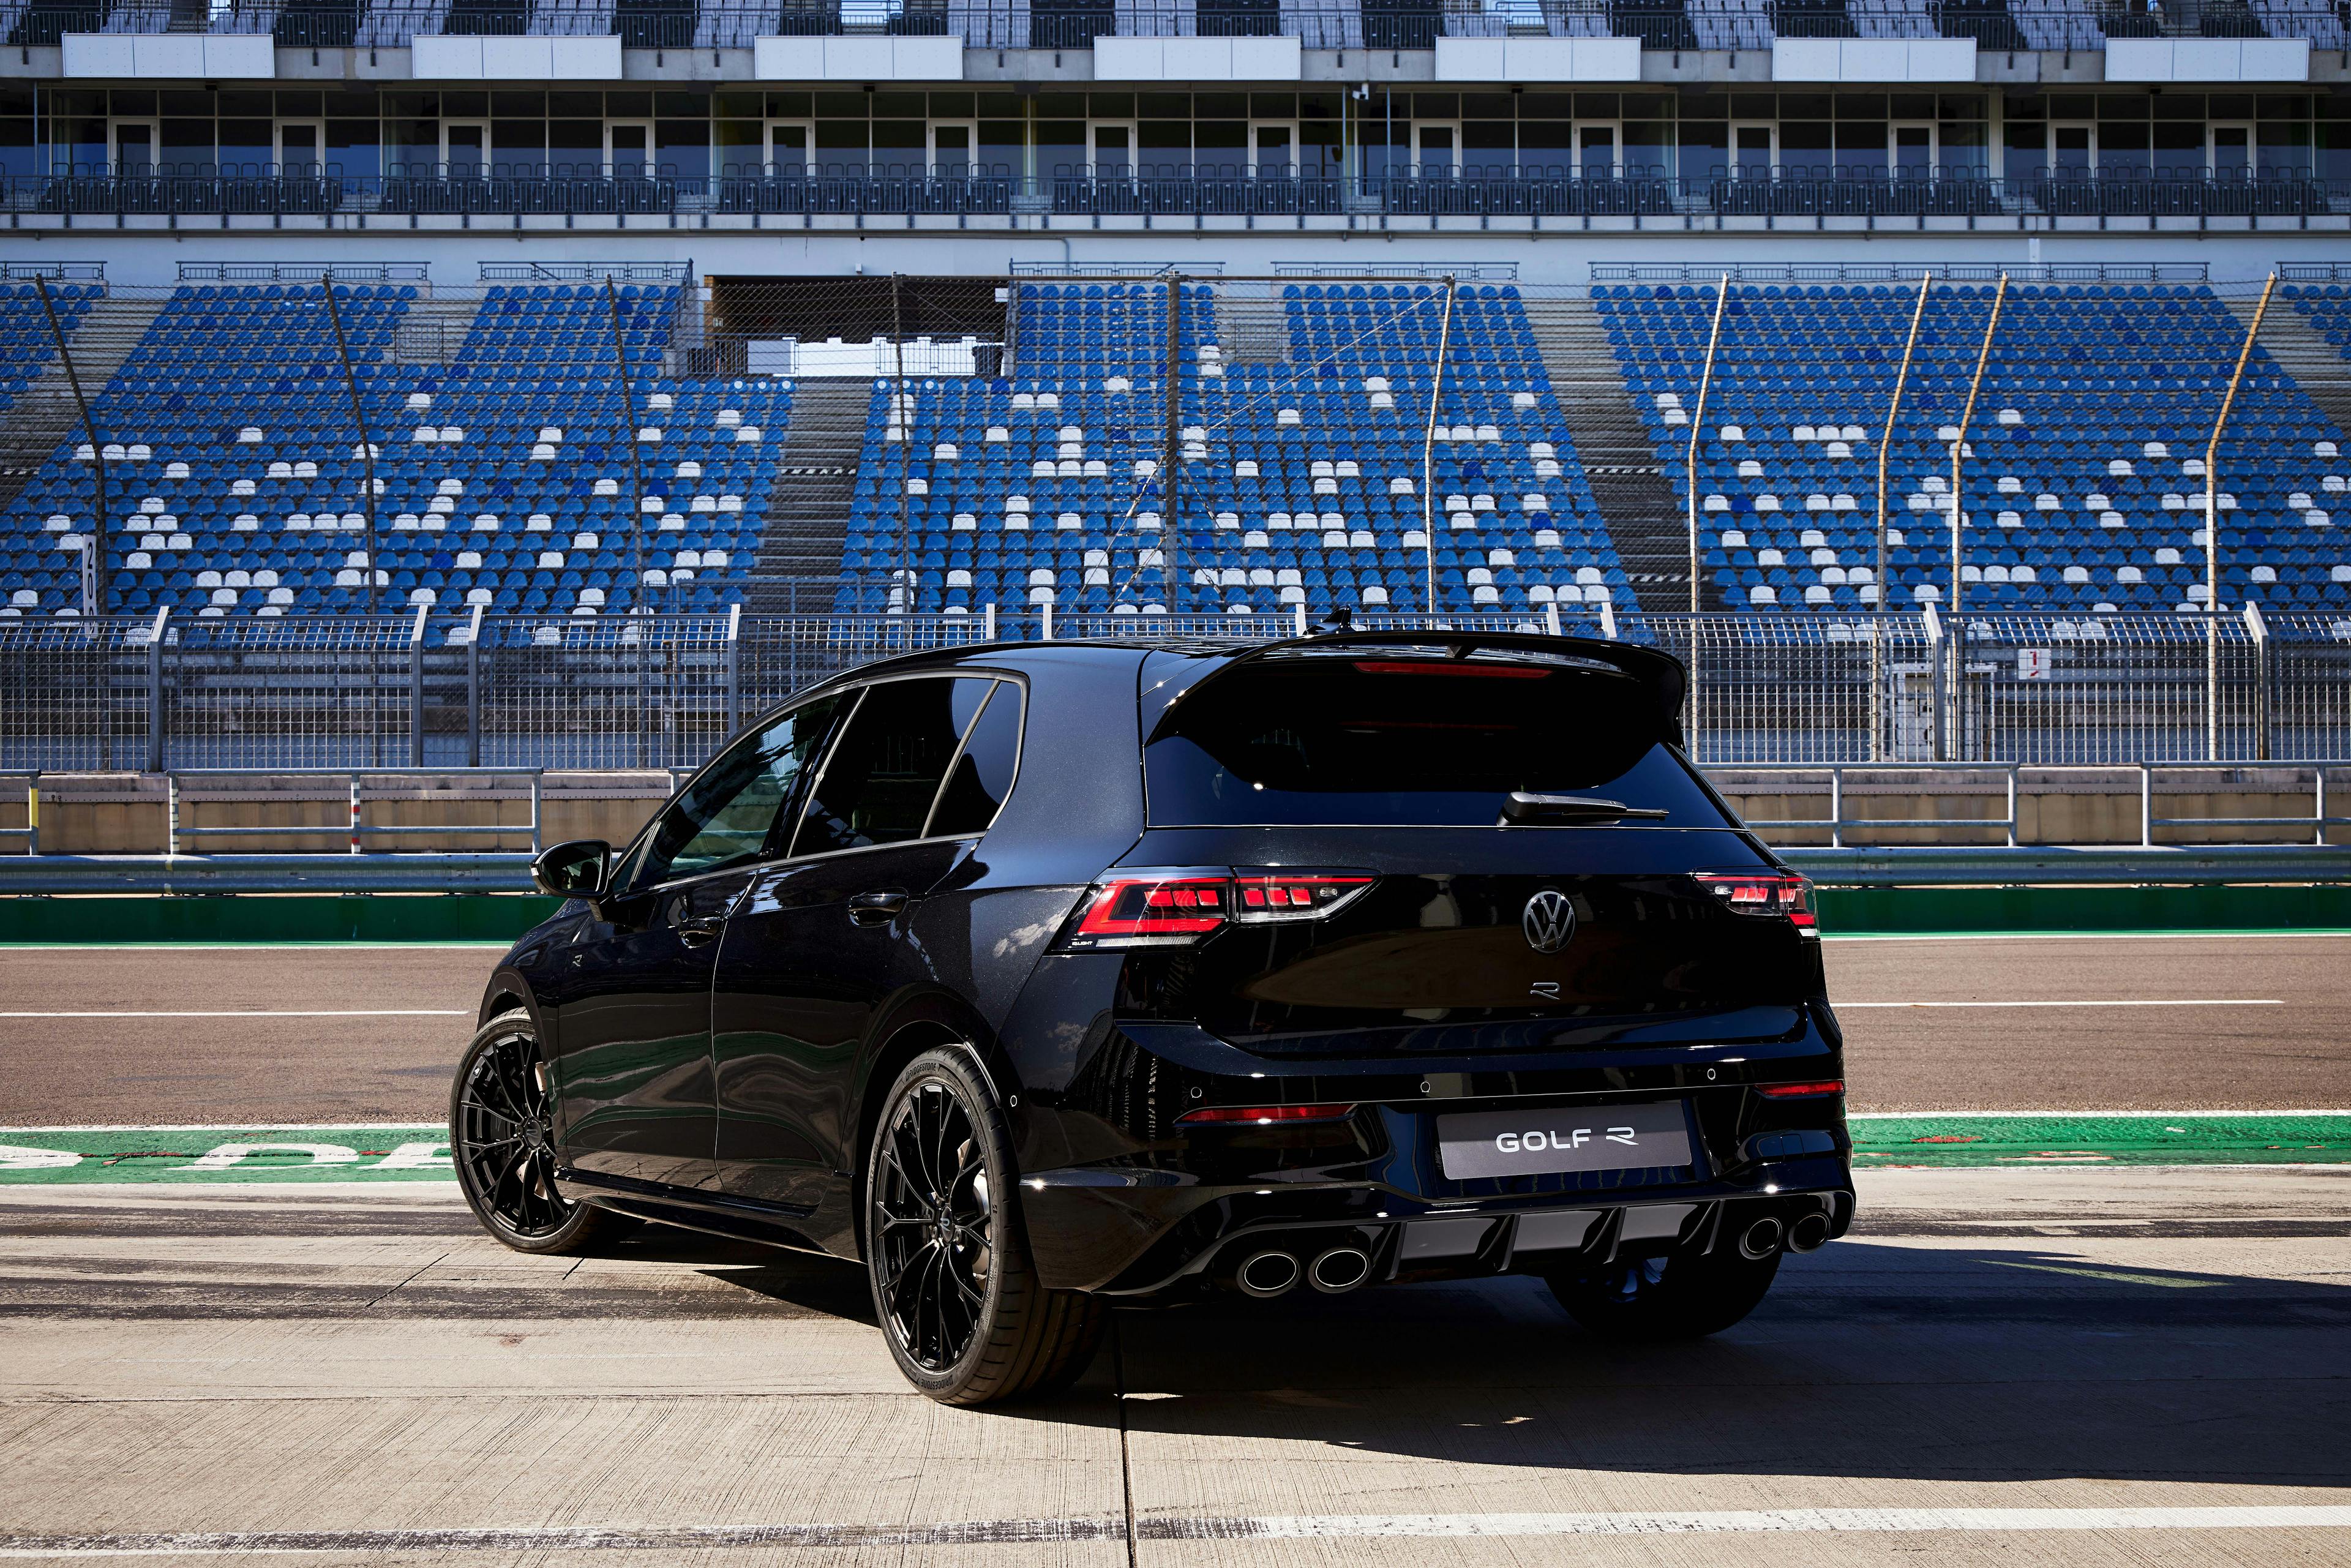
[1522,890,1576,955]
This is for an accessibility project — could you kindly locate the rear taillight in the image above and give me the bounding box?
[1695,871,1816,933]
[1176,1101,1356,1126]
[1068,874,1229,945]
[1757,1079,1843,1099]
[1056,869,1373,951]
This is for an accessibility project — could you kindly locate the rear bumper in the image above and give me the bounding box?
[1024,1152,1854,1296]
[1013,1018,1853,1295]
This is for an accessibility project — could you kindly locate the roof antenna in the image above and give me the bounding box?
[1316,606,1354,634]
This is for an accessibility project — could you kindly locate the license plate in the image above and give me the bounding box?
[1436,1100,1693,1181]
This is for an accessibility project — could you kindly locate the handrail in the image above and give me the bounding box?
[3,171,2341,225]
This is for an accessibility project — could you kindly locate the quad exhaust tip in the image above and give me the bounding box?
[1235,1250,1302,1298]
[1737,1215,1785,1261]
[1785,1211,1832,1253]
[1308,1245,1372,1294]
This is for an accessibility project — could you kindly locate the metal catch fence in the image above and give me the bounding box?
[5,609,2349,772]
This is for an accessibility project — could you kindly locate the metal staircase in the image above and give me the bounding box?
[1529,295,1709,613]
[746,380,867,613]
[2230,294,2351,441]
[0,293,167,517]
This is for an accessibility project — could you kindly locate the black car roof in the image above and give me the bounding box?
[801,630,1684,710]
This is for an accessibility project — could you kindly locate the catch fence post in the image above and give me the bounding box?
[2243,600,2270,762]
[144,607,168,773]
[725,601,742,734]
[465,603,484,768]
[349,771,362,855]
[2140,764,2154,849]
[407,604,426,768]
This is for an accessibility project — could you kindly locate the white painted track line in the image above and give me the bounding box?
[2,1506,2349,1556]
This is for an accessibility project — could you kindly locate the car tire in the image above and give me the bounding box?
[451,1008,641,1257]
[864,1046,1104,1406]
[1543,1234,1781,1341]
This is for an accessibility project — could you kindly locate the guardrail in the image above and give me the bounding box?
[6,170,2342,225]
[5,763,2349,866]
[1724,761,2351,849]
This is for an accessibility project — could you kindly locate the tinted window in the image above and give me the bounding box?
[928,680,1024,838]
[623,694,846,887]
[1144,659,1725,828]
[791,678,989,856]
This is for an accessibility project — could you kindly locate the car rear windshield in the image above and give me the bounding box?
[1144,657,1728,828]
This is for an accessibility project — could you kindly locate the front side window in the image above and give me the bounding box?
[792,677,1013,857]
[620,694,846,890]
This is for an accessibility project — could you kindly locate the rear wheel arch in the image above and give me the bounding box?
[847,1000,1013,1259]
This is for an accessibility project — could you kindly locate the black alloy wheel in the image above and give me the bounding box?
[451,1008,637,1255]
[872,1075,994,1370]
[864,1048,1104,1405]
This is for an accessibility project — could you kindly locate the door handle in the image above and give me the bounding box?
[847,890,909,927]
[677,917,725,948]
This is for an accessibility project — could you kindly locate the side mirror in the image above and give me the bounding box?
[532,839,611,900]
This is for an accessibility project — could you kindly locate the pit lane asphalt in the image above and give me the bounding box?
[1,934,2344,1124]
[0,1166,2345,1567]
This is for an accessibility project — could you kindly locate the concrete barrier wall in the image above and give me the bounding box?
[8,775,674,856]
[1720,770,2344,848]
[0,768,2341,855]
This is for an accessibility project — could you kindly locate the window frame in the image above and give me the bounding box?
[763,118,816,173]
[1574,119,1622,179]
[604,118,654,175]
[1411,119,1460,176]
[612,669,1030,899]
[2208,121,2254,176]
[928,118,978,175]
[440,118,492,174]
[1728,120,1778,176]
[275,119,325,173]
[110,117,160,175]
[1888,120,1937,172]
[609,688,854,897]
[782,670,1028,861]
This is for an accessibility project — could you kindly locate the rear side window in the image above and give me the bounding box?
[929,680,1024,838]
[1144,659,1726,828]
[792,677,1009,856]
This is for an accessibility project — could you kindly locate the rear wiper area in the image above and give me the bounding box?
[1500,792,1671,825]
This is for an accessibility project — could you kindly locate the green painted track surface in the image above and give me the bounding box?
[1850,1112,2351,1166]
[4,1115,2345,1185]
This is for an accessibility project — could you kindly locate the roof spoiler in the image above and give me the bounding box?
[1145,629,1689,742]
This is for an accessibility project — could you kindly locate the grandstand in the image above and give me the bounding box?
[1,0,2349,631]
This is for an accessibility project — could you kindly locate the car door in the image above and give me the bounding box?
[712,675,1024,1216]
[546,695,847,1192]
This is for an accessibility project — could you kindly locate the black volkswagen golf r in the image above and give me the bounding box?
[453,630,1851,1405]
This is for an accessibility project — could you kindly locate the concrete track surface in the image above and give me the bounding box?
[1,934,2346,1123]
[1,1168,2347,1566]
